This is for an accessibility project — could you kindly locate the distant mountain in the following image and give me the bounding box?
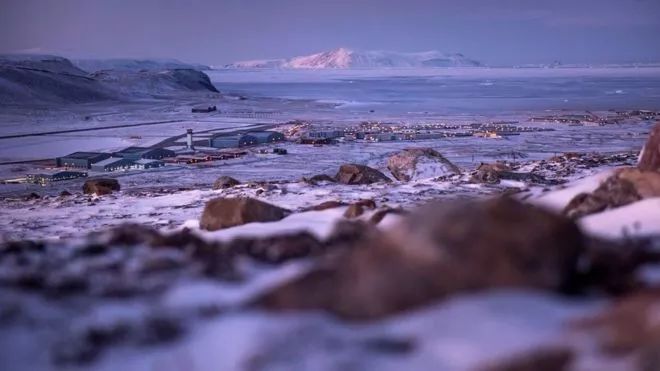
[0,54,218,105]
[225,48,482,69]
[74,58,210,73]
[0,54,115,104]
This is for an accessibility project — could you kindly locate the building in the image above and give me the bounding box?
[249,131,285,144]
[134,159,165,169]
[113,147,175,160]
[91,157,136,172]
[27,171,88,185]
[302,130,342,140]
[56,152,111,169]
[208,134,258,149]
[192,105,217,113]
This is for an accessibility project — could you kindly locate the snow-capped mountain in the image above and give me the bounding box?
[225,48,481,69]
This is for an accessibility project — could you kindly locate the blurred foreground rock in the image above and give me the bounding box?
[199,197,290,231]
[257,197,585,320]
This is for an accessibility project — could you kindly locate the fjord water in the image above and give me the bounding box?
[209,67,660,115]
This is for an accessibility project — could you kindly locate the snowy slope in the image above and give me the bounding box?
[226,48,482,69]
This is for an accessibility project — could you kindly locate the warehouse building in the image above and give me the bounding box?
[91,157,135,172]
[113,147,175,160]
[208,134,259,149]
[27,171,88,185]
[134,159,165,169]
[249,131,285,144]
[56,152,111,169]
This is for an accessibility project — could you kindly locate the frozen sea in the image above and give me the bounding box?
[209,67,660,116]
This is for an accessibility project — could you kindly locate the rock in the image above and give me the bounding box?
[303,200,347,211]
[24,192,40,200]
[472,162,546,184]
[387,148,461,181]
[572,289,660,356]
[617,168,660,198]
[303,174,337,185]
[199,197,290,231]
[257,198,584,320]
[476,347,574,371]
[343,204,364,218]
[638,122,660,172]
[212,176,240,190]
[226,231,324,264]
[335,164,391,185]
[59,190,72,197]
[369,207,407,225]
[82,178,120,195]
[472,162,511,184]
[564,168,660,218]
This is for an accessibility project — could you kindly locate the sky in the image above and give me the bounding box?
[1,0,659,66]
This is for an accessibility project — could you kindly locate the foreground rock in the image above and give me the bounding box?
[387,148,460,181]
[335,164,391,185]
[82,178,120,195]
[200,197,290,231]
[476,346,575,371]
[572,289,660,369]
[564,168,660,218]
[213,175,241,189]
[257,197,585,320]
[638,122,660,172]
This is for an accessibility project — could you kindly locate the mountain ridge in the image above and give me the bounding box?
[225,48,482,69]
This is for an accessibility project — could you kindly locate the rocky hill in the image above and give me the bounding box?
[74,58,210,73]
[226,48,482,69]
[0,54,218,105]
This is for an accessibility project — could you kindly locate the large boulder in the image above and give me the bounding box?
[213,175,240,190]
[257,197,584,320]
[199,197,290,231]
[334,164,391,185]
[387,148,460,181]
[82,178,120,195]
[638,122,660,172]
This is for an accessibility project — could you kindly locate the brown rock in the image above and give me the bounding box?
[563,172,643,218]
[472,162,511,184]
[369,207,407,225]
[638,122,660,172]
[59,190,72,197]
[304,200,347,211]
[387,148,460,181]
[213,176,240,190]
[343,203,364,218]
[335,164,391,185]
[617,168,660,198]
[82,178,120,195]
[572,289,660,356]
[199,197,290,231]
[476,347,574,371]
[257,197,584,320]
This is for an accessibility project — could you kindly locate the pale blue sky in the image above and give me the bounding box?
[1,0,659,65]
